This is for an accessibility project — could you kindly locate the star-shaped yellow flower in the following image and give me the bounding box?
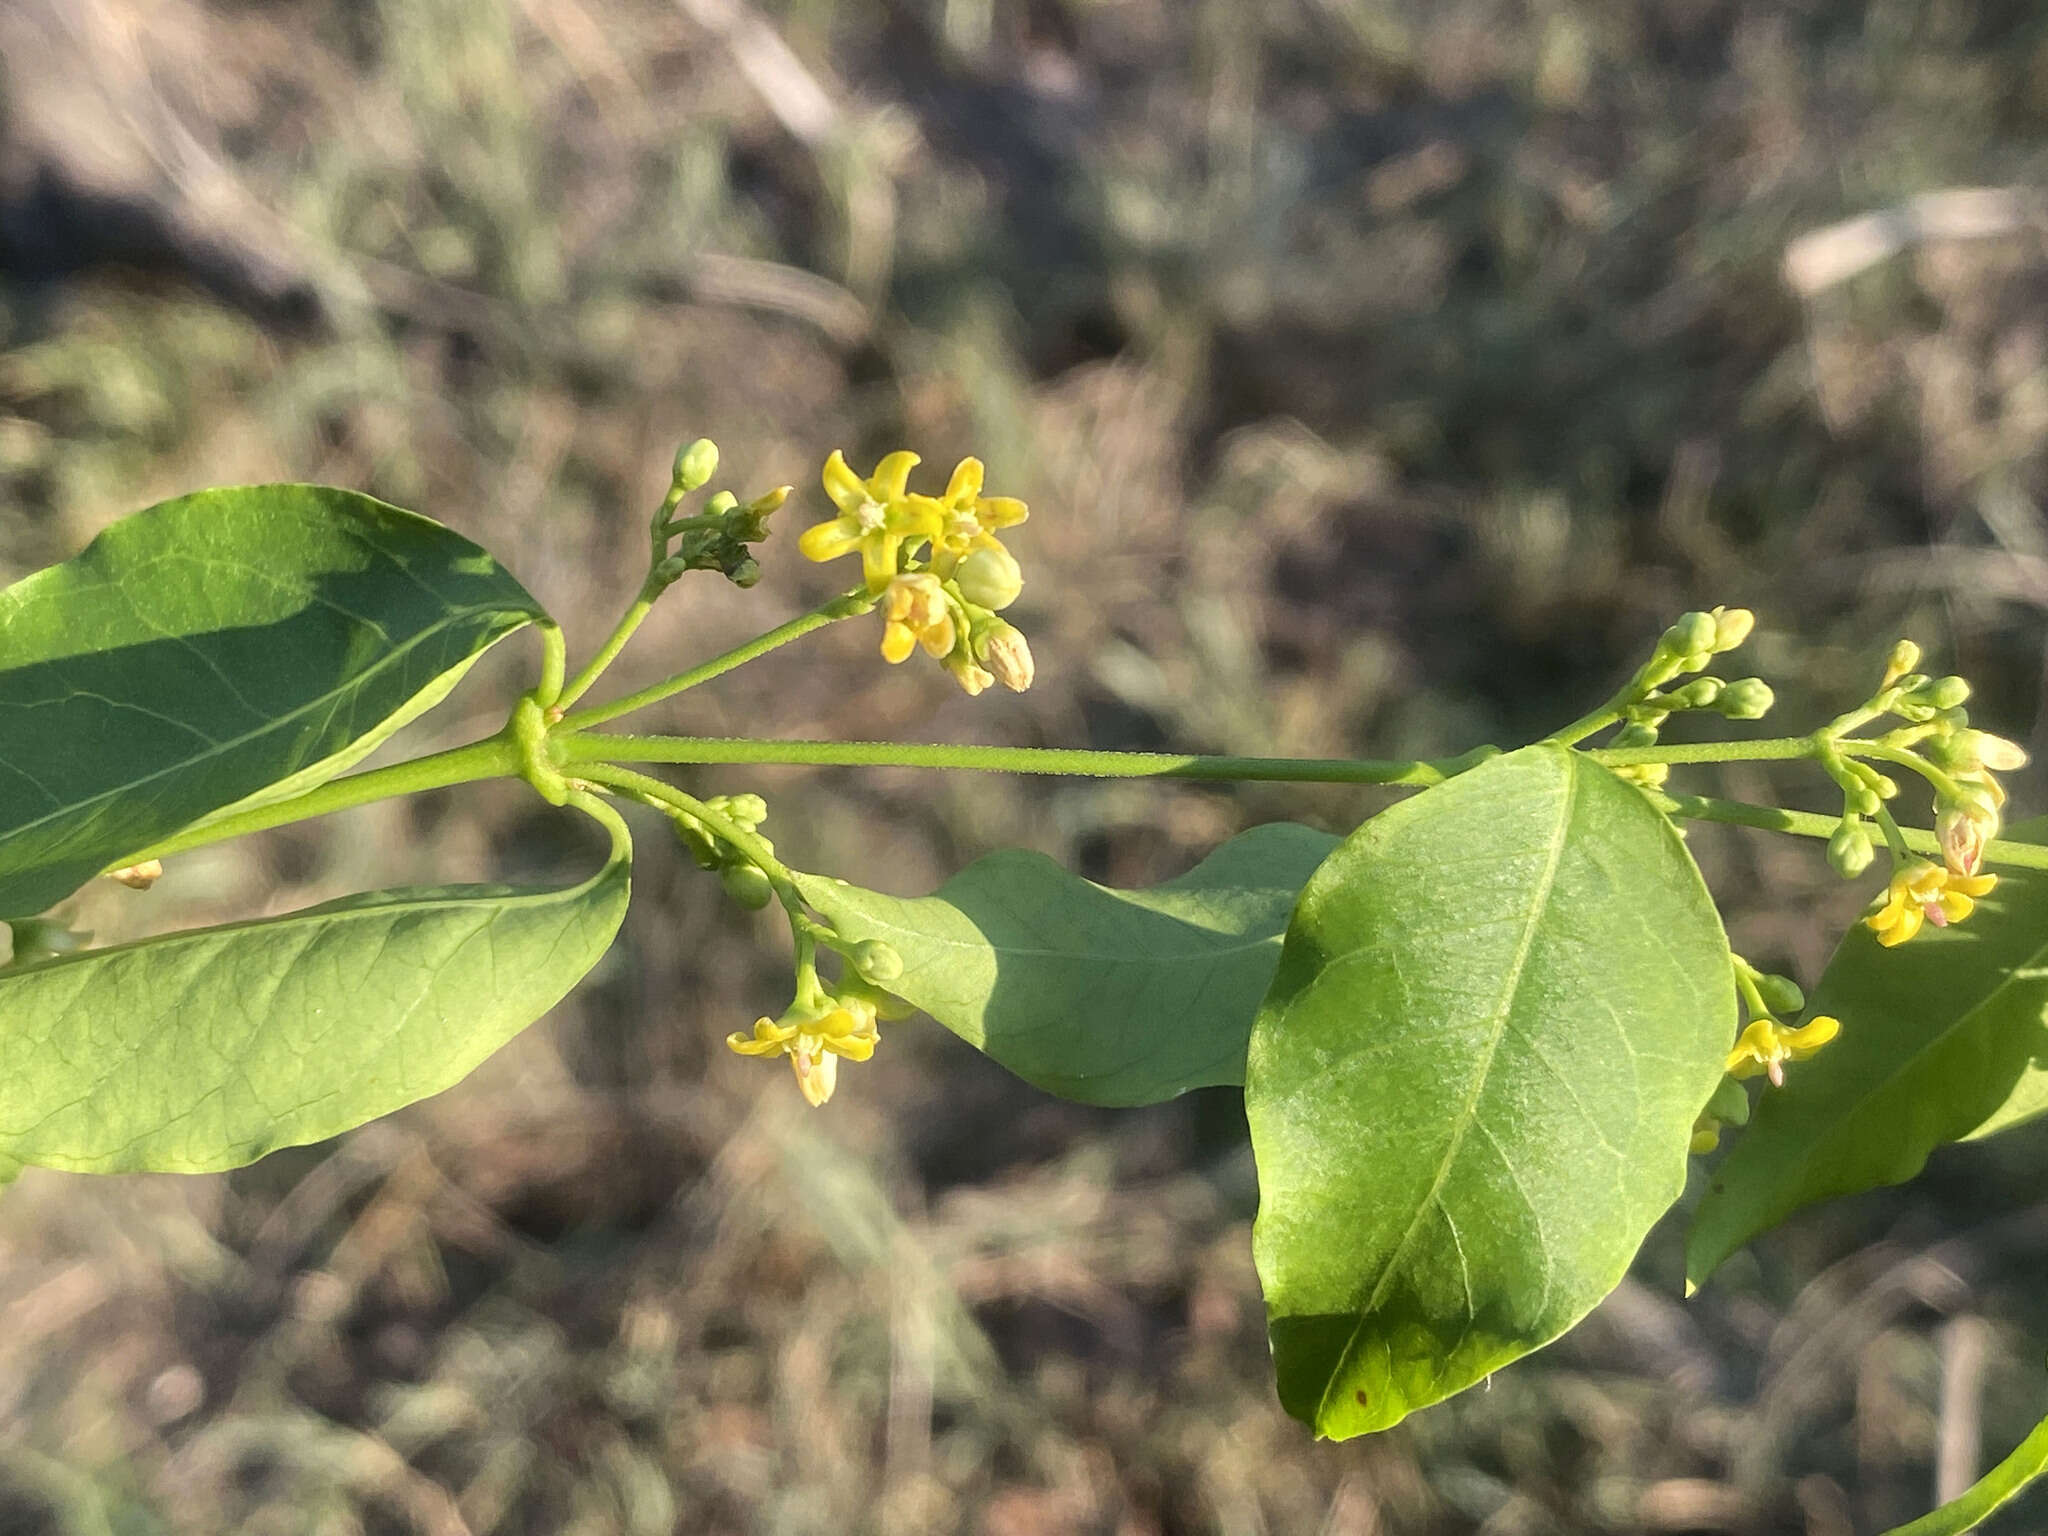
[799,450,942,593]
[1864,860,1996,947]
[919,457,1028,579]
[1726,1014,1841,1087]
[727,995,880,1106]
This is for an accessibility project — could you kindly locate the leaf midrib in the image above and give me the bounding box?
[0,599,526,855]
[1312,751,1579,1425]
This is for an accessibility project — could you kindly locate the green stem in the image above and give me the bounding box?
[1653,793,2048,870]
[555,584,659,714]
[535,621,567,709]
[557,732,1487,784]
[1548,706,1623,747]
[1589,737,1817,767]
[570,762,796,889]
[109,736,523,867]
[556,590,873,732]
[1853,740,1968,803]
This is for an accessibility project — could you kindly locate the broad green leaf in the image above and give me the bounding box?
[0,811,629,1175]
[793,822,1338,1106]
[1880,1410,2048,1536]
[1247,744,1731,1439]
[1687,821,2048,1288]
[0,485,546,920]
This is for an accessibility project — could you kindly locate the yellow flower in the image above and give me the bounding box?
[879,573,956,664]
[726,995,880,1106]
[1726,1014,1841,1087]
[799,450,942,593]
[1864,860,1996,947]
[920,457,1028,578]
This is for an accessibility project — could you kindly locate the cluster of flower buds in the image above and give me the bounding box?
[798,450,1035,696]
[1610,606,1771,788]
[1814,639,2027,946]
[671,793,778,911]
[649,438,791,591]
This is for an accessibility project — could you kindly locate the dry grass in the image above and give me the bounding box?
[5,0,2048,1530]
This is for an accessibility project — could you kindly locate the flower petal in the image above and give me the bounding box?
[822,450,867,514]
[799,519,864,562]
[977,495,1029,529]
[871,450,922,501]
[943,457,985,505]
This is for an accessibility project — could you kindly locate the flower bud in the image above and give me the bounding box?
[1881,640,1922,688]
[1612,722,1660,748]
[1716,678,1775,720]
[707,793,768,830]
[728,556,762,589]
[672,438,719,493]
[851,939,903,984]
[719,862,774,910]
[954,546,1024,611]
[1828,817,1875,877]
[1665,611,1718,657]
[1938,806,1988,877]
[1906,675,1971,711]
[1669,677,1725,710]
[1755,973,1805,1016]
[1616,762,1671,789]
[704,490,739,517]
[979,621,1035,693]
[1710,606,1755,652]
[1977,732,2030,772]
[944,653,995,696]
[107,859,163,891]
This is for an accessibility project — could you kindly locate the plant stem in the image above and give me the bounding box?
[554,583,659,714]
[108,736,523,867]
[555,591,873,732]
[1655,792,2048,870]
[1589,737,1816,767]
[1548,706,1623,747]
[536,621,567,708]
[557,732,1485,785]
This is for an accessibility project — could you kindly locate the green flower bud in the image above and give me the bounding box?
[1665,611,1718,658]
[703,490,739,517]
[1907,675,1971,711]
[1755,973,1805,1016]
[1881,640,1921,687]
[729,556,762,589]
[1827,817,1875,877]
[708,793,769,829]
[1669,677,1725,710]
[955,546,1024,611]
[851,939,903,983]
[1612,722,1660,749]
[1716,678,1775,719]
[1705,1073,1751,1128]
[672,438,719,493]
[719,862,774,910]
[1710,606,1755,652]
[1845,782,1882,817]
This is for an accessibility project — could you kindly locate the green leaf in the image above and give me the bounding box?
[1247,744,1732,1439]
[0,808,629,1175]
[1687,822,2048,1288]
[793,822,1339,1106]
[1879,1410,2048,1536]
[0,485,545,920]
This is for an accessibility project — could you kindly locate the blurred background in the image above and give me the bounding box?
[3,1,2048,1531]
